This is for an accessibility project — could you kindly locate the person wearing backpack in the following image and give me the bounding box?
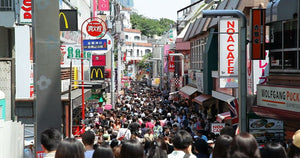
[153,121,163,138]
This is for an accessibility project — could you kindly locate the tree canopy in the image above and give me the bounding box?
[130,13,175,37]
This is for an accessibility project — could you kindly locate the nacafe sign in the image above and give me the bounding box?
[219,18,239,77]
[257,85,300,112]
[20,0,32,24]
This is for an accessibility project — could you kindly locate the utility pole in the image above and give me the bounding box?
[32,0,62,153]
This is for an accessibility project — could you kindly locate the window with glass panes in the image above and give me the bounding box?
[190,38,206,70]
[269,19,300,71]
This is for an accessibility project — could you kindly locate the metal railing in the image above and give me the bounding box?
[0,0,14,11]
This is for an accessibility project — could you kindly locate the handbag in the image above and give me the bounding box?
[118,129,128,141]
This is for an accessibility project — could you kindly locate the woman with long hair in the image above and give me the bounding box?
[55,138,85,158]
[228,132,260,158]
[121,139,145,158]
[212,135,233,158]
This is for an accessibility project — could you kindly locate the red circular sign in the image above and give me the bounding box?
[86,20,103,37]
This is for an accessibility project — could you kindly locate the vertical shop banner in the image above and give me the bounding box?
[219,18,239,77]
[168,51,175,72]
[98,0,109,11]
[251,9,265,60]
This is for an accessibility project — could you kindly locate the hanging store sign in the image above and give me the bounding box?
[92,55,106,66]
[59,10,78,31]
[168,51,175,72]
[90,66,105,80]
[98,0,109,11]
[251,9,265,60]
[86,19,107,39]
[83,39,107,51]
[20,0,32,24]
[219,18,239,77]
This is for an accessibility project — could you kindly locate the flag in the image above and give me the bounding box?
[227,99,239,132]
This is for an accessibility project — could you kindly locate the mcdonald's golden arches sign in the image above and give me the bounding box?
[90,66,105,80]
[59,10,78,31]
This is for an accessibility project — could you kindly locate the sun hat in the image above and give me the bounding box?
[293,129,300,148]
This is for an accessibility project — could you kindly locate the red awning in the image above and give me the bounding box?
[216,112,231,123]
[252,105,300,121]
[192,94,212,105]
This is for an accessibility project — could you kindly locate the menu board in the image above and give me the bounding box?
[249,119,284,144]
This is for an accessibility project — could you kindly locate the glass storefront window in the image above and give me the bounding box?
[270,22,282,49]
[284,51,297,69]
[284,20,297,48]
[270,52,282,69]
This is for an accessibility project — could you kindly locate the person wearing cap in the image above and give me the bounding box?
[288,129,300,158]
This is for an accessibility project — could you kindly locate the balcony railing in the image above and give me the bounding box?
[0,0,14,11]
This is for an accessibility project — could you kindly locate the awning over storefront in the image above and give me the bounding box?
[216,112,231,123]
[208,0,240,28]
[192,94,212,105]
[212,90,235,103]
[266,0,297,24]
[61,89,91,109]
[252,105,300,121]
[179,86,198,99]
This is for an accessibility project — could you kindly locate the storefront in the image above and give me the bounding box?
[252,0,300,140]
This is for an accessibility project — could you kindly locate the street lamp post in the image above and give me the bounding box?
[202,10,247,132]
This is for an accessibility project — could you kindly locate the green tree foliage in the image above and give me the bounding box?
[138,52,152,69]
[130,13,174,37]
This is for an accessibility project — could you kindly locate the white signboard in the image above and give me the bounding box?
[19,0,32,24]
[219,18,239,77]
[220,77,238,88]
[15,26,32,99]
[211,123,225,134]
[257,85,300,112]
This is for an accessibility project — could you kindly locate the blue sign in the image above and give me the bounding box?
[83,39,108,51]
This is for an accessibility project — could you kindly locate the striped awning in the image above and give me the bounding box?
[179,86,198,99]
[192,94,212,105]
[216,112,231,123]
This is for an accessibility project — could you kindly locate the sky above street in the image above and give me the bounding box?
[133,0,191,21]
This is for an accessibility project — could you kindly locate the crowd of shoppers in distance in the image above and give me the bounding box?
[37,82,300,158]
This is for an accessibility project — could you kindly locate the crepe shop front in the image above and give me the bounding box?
[252,0,300,141]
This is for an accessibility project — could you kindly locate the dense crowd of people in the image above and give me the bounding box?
[38,81,300,158]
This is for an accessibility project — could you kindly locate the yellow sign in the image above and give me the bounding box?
[59,12,69,29]
[59,10,77,31]
[90,66,104,80]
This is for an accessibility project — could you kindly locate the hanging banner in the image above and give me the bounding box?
[168,51,175,72]
[219,18,239,77]
[251,9,265,60]
[98,0,109,11]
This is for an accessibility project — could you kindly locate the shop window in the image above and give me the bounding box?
[270,22,282,49]
[284,51,297,69]
[284,20,297,48]
[270,52,282,69]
